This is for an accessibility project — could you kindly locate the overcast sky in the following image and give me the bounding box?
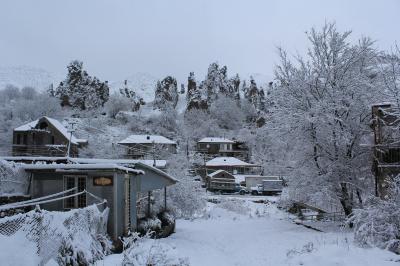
[0,0,399,83]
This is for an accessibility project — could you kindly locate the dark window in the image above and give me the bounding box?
[51,136,55,144]
[39,122,48,129]
[16,134,20,144]
[23,134,27,145]
[64,176,75,209]
[77,177,87,208]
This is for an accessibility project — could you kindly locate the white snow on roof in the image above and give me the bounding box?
[198,137,234,144]
[14,120,39,131]
[13,117,87,145]
[208,169,230,178]
[206,157,258,167]
[21,163,144,175]
[118,135,176,145]
[68,158,167,168]
[0,156,168,170]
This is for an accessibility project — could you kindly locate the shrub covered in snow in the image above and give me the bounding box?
[165,154,207,219]
[121,232,189,266]
[137,217,162,235]
[217,198,251,216]
[0,160,29,196]
[350,176,400,254]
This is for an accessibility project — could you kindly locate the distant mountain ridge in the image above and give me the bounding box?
[0,66,62,91]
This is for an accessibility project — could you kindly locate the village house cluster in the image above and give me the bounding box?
[2,102,398,243]
[2,117,178,243]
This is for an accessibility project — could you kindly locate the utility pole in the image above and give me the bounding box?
[152,140,156,167]
[66,121,77,157]
[186,139,189,158]
[204,144,210,193]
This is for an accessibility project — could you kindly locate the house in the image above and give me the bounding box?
[206,170,237,192]
[197,137,249,161]
[205,157,261,177]
[371,103,400,199]
[12,117,87,157]
[118,135,177,159]
[19,160,177,242]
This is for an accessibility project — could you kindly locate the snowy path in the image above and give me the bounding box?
[102,196,400,266]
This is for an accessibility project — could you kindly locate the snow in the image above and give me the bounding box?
[21,163,144,175]
[109,72,158,103]
[0,231,40,266]
[14,116,87,145]
[0,157,168,169]
[101,195,399,266]
[13,119,38,131]
[198,137,234,143]
[118,134,176,145]
[206,157,258,167]
[207,169,229,178]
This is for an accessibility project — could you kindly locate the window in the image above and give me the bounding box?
[16,134,20,144]
[51,136,55,145]
[63,175,87,209]
[23,134,27,145]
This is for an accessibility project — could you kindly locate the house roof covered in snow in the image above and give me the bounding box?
[0,156,168,169]
[198,137,234,144]
[118,135,176,145]
[13,117,87,145]
[206,157,259,167]
[21,163,144,175]
[207,169,232,178]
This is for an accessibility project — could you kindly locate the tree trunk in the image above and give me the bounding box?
[339,183,353,217]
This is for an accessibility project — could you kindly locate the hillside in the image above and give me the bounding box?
[109,72,158,103]
[0,66,62,90]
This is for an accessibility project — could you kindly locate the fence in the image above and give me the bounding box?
[0,189,110,265]
[0,204,110,265]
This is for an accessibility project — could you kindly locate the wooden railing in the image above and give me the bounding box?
[12,144,68,157]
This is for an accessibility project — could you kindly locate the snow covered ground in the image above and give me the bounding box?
[101,195,399,266]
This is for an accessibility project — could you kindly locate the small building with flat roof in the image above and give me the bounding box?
[20,161,177,242]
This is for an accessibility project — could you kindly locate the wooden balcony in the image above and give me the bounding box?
[11,144,71,157]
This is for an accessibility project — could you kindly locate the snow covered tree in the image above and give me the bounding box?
[55,60,109,110]
[1,84,20,101]
[105,93,132,119]
[242,77,265,111]
[153,76,179,111]
[0,159,28,195]
[272,23,380,215]
[200,62,229,102]
[228,73,241,102]
[186,72,208,111]
[210,95,245,130]
[378,45,400,108]
[20,86,37,100]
